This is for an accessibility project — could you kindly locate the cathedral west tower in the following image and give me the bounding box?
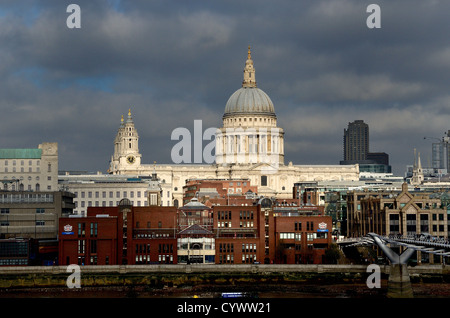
[109,109,142,174]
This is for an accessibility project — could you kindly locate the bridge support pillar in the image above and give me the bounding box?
[367,233,415,298]
[387,264,413,298]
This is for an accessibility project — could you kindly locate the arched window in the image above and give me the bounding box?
[36,183,40,191]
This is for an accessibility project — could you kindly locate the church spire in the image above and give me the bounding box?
[242,45,256,88]
[126,108,133,123]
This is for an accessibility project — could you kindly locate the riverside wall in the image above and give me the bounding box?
[0,264,449,289]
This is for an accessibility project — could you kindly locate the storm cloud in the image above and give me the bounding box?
[0,0,449,175]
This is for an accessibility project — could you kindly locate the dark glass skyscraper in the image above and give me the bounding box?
[343,120,369,161]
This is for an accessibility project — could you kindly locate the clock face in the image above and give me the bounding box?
[126,156,135,164]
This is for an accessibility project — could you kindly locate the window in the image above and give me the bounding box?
[307,233,317,241]
[406,214,416,234]
[78,223,85,236]
[390,214,399,232]
[35,220,45,226]
[90,240,97,254]
[1,208,9,214]
[90,223,98,237]
[280,232,294,239]
[36,208,45,214]
[261,176,267,187]
[78,240,86,254]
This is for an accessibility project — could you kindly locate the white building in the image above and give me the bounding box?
[0,142,58,192]
[58,171,172,216]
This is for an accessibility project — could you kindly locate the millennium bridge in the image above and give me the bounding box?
[337,232,450,297]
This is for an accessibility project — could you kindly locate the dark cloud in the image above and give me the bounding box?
[0,0,449,175]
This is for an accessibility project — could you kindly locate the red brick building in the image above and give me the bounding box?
[59,199,177,265]
[213,204,265,264]
[183,179,258,205]
[59,197,332,265]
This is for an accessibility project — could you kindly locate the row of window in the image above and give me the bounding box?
[294,221,316,231]
[390,224,449,233]
[2,167,41,173]
[76,223,98,237]
[216,221,255,228]
[75,200,155,208]
[217,253,258,264]
[390,213,447,221]
[75,190,170,199]
[1,160,41,166]
[218,243,257,253]
[279,232,328,241]
[0,221,47,226]
[2,183,49,191]
[1,208,46,214]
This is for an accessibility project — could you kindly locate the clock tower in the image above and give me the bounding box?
[109,109,142,174]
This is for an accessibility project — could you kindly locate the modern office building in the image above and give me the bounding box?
[340,121,391,172]
[343,120,369,162]
[428,130,450,172]
[0,190,74,240]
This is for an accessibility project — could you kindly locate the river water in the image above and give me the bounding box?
[1,281,450,298]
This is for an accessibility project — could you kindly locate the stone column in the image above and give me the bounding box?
[388,264,413,298]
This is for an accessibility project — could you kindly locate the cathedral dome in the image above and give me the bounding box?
[224,87,275,118]
[223,46,276,119]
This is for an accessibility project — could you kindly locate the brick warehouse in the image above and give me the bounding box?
[59,198,332,265]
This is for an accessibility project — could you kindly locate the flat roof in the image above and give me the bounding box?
[0,149,42,159]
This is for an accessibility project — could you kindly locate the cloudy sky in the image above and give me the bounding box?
[1,0,449,176]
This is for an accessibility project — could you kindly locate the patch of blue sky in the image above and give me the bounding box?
[62,76,117,93]
[107,0,124,13]
[13,66,116,93]
[0,3,43,26]
[12,67,47,89]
